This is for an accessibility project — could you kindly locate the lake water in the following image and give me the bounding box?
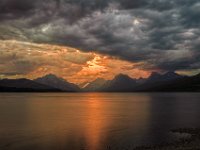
[0,93,200,150]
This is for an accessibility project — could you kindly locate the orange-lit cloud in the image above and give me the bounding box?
[0,40,150,83]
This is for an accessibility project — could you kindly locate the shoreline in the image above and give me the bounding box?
[134,128,200,150]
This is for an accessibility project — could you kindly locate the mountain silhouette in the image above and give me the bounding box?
[147,71,182,83]
[0,78,60,92]
[90,72,199,92]
[0,72,199,92]
[100,74,137,92]
[140,73,200,92]
[34,74,80,92]
[83,78,107,92]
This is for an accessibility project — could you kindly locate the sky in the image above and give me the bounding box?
[0,0,200,83]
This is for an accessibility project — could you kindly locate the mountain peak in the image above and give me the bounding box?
[100,74,137,92]
[162,71,182,79]
[147,71,182,83]
[114,74,132,80]
[164,71,179,76]
[43,74,60,79]
[148,72,162,80]
[149,72,161,77]
[35,74,80,92]
[40,74,69,83]
[82,78,107,91]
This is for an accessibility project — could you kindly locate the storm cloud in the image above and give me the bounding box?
[0,0,200,72]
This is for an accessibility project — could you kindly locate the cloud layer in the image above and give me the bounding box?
[0,0,200,74]
[0,40,149,83]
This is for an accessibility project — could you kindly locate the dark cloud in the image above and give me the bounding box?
[0,0,200,72]
[0,0,36,20]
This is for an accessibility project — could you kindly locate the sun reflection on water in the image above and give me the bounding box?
[84,94,108,150]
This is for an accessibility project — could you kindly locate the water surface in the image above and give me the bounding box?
[0,93,200,150]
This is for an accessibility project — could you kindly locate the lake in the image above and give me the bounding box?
[0,93,200,150]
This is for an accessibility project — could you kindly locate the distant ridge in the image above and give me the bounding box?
[100,74,137,92]
[80,71,199,92]
[0,72,199,92]
[0,78,61,92]
[147,71,183,83]
[140,72,200,92]
[83,78,107,91]
[34,74,80,92]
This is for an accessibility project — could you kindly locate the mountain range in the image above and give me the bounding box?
[82,71,200,92]
[99,74,137,92]
[136,72,200,92]
[0,78,61,92]
[0,74,80,92]
[81,78,107,92]
[34,74,80,92]
[0,72,199,92]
